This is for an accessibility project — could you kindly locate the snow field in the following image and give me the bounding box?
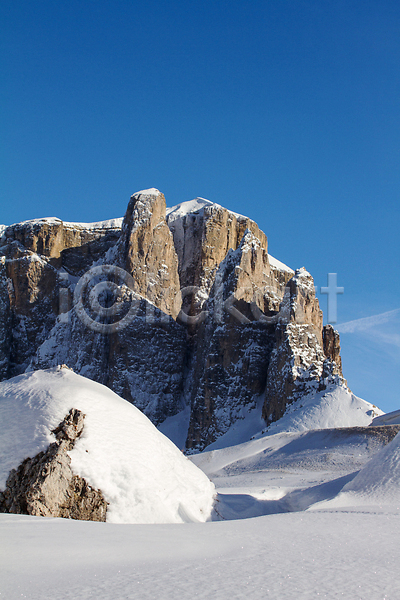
[1,367,400,599]
[2,510,400,600]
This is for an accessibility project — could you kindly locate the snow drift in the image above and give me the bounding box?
[313,429,400,510]
[0,367,215,524]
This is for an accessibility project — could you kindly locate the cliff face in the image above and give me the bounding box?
[0,189,345,450]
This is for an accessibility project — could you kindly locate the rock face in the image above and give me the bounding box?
[0,189,346,451]
[322,324,343,376]
[118,189,182,318]
[0,409,107,520]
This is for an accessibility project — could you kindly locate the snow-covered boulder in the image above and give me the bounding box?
[0,367,215,524]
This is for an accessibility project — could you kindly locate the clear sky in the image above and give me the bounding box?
[1,0,399,412]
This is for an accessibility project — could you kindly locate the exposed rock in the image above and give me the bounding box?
[261,267,326,425]
[0,217,122,264]
[118,189,182,318]
[0,242,59,375]
[61,229,121,277]
[1,219,65,260]
[167,200,269,316]
[0,409,107,521]
[323,324,343,376]
[0,257,11,380]
[185,230,276,450]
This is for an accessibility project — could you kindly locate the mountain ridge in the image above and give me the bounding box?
[0,188,375,450]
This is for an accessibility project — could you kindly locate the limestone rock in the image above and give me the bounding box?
[1,217,121,264]
[262,321,326,424]
[323,324,343,376]
[262,268,325,426]
[0,257,11,380]
[0,242,59,375]
[167,200,268,316]
[118,189,181,318]
[0,409,107,521]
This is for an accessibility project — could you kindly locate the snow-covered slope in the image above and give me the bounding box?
[166,196,246,221]
[0,367,215,524]
[166,197,215,218]
[371,408,400,426]
[1,373,398,600]
[260,384,382,436]
[268,253,294,274]
[313,430,400,510]
[200,383,382,452]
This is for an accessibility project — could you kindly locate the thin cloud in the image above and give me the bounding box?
[336,308,400,334]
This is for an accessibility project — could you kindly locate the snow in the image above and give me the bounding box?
[166,197,215,218]
[185,384,382,453]
[259,384,383,437]
[372,408,400,426]
[200,397,267,452]
[63,217,123,230]
[313,430,400,510]
[157,406,191,451]
[0,368,215,524]
[2,510,400,600]
[2,419,400,599]
[133,187,162,197]
[4,216,123,230]
[166,197,247,221]
[268,253,294,273]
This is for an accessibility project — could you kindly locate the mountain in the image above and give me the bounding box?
[0,367,215,523]
[0,188,380,450]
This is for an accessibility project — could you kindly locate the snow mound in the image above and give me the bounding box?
[343,432,400,499]
[0,368,215,524]
[261,384,382,437]
[313,431,400,510]
[371,408,400,426]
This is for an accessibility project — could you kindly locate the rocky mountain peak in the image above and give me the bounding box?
[0,189,347,451]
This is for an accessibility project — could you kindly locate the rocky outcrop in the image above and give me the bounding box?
[166,200,269,316]
[118,189,181,319]
[185,230,275,449]
[1,217,122,263]
[323,324,343,376]
[0,257,11,380]
[0,409,107,521]
[0,189,346,451]
[262,268,325,425]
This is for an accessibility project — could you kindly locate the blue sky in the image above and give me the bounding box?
[1,0,399,411]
